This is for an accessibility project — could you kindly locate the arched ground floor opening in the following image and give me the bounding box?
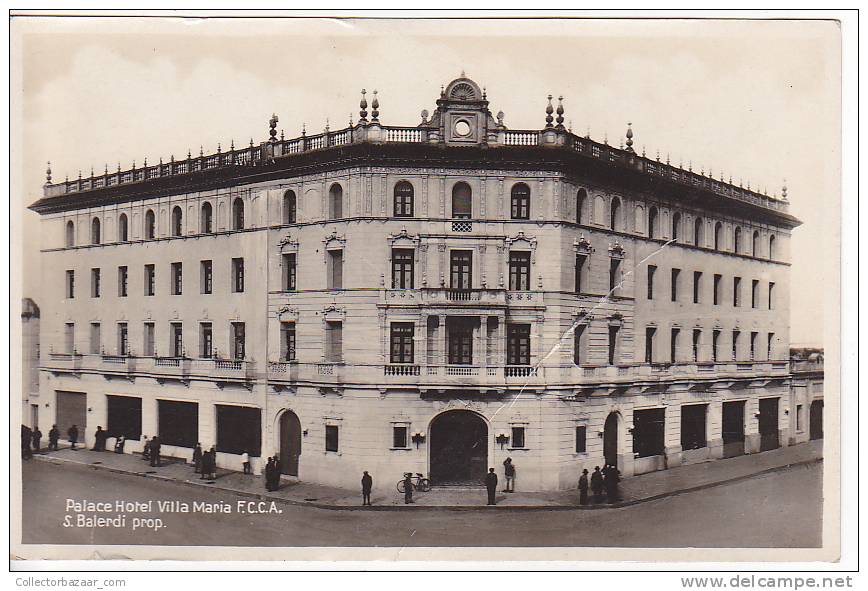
[429,410,488,485]
[278,410,302,476]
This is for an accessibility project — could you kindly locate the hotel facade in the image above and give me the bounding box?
[30,77,804,492]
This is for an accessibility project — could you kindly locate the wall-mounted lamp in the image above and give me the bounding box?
[597,429,605,438]
[411,432,426,448]
[87,407,93,413]
[44,403,50,408]
[302,429,309,436]
[495,433,510,449]
[754,412,762,418]
[784,409,790,415]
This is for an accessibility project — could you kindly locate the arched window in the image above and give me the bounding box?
[145,209,155,239]
[91,217,101,245]
[283,191,297,224]
[694,217,704,247]
[648,206,659,239]
[734,226,742,253]
[610,197,621,231]
[393,181,413,218]
[452,182,472,219]
[510,183,531,220]
[171,206,183,237]
[576,189,587,224]
[752,230,760,257]
[201,202,213,233]
[232,198,245,230]
[672,212,682,242]
[768,235,776,260]
[328,183,343,220]
[714,221,723,251]
[118,213,128,242]
[65,220,75,247]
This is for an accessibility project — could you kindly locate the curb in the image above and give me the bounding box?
[31,453,823,512]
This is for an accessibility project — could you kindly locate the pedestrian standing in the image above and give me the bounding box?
[192,443,203,473]
[485,467,498,505]
[208,445,217,479]
[21,425,33,459]
[149,436,162,467]
[67,425,79,450]
[503,457,516,492]
[269,457,281,491]
[91,426,106,451]
[241,450,251,475]
[31,427,42,453]
[604,463,621,503]
[361,471,373,506]
[590,466,604,504]
[264,457,275,491]
[403,473,414,504]
[114,436,125,454]
[200,450,211,480]
[578,468,589,505]
[141,436,151,462]
[48,425,59,451]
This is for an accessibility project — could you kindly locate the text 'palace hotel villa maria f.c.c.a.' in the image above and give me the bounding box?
[27,75,823,493]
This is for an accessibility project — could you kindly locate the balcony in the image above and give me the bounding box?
[420,288,507,308]
[44,352,83,373]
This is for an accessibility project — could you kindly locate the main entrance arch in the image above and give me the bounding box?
[278,410,302,476]
[429,410,488,485]
[603,412,620,467]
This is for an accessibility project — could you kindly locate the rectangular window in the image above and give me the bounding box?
[231,322,246,360]
[751,280,759,308]
[64,322,75,354]
[118,266,128,297]
[90,322,101,354]
[732,330,740,361]
[171,262,182,295]
[327,250,343,290]
[91,268,101,298]
[733,277,742,307]
[171,322,183,357]
[767,332,775,360]
[573,324,586,366]
[796,404,803,431]
[392,425,408,449]
[118,323,129,356]
[671,268,680,302]
[447,320,473,365]
[144,264,155,296]
[325,321,343,362]
[693,271,702,304]
[66,270,75,298]
[670,327,680,363]
[681,404,708,450]
[507,324,531,365]
[609,259,621,292]
[325,424,339,453]
[511,426,526,449]
[768,282,776,309]
[231,258,245,293]
[391,249,415,289]
[143,322,155,357]
[282,253,297,291]
[200,260,213,294]
[633,408,666,458]
[450,250,473,290]
[692,329,701,362]
[608,325,620,365]
[575,426,587,453]
[200,322,213,358]
[750,331,758,361]
[280,322,296,361]
[713,274,721,305]
[389,323,415,364]
[575,254,588,293]
[712,329,720,362]
[645,326,656,363]
[647,265,656,300]
[508,252,531,291]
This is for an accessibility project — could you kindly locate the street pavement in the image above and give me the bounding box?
[20,458,822,548]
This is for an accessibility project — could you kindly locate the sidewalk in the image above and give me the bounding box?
[30,440,822,510]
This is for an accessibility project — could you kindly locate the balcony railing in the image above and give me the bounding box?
[420,288,507,307]
[384,364,420,376]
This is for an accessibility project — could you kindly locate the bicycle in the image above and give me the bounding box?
[396,472,431,493]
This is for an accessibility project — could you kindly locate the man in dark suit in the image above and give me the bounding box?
[149,436,161,467]
[485,467,498,505]
[67,425,79,450]
[48,425,60,451]
[361,471,373,506]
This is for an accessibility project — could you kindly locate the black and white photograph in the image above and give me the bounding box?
[8,10,853,573]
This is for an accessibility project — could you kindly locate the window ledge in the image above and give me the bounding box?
[506,447,528,451]
[389,447,412,451]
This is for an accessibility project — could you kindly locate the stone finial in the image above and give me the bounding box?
[688,160,692,172]
[482,86,487,100]
[666,153,670,165]
[656,149,660,162]
[269,114,278,142]
[249,138,254,148]
[187,149,192,159]
[45,161,51,184]
[301,123,306,136]
[371,90,379,123]
[604,132,608,146]
[781,179,788,200]
[350,112,354,127]
[325,118,330,133]
[586,126,591,139]
[78,170,82,180]
[625,122,634,153]
[545,95,554,128]
[420,109,430,125]
[118,162,122,172]
[217,142,222,153]
[90,166,94,178]
[642,145,646,158]
[199,146,204,157]
[555,96,565,129]
[230,139,235,151]
[104,163,109,175]
[359,89,368,123]
[568,120,573,133]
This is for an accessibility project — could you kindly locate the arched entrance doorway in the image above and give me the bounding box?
[809,400,824,440]
[603,412,620,467]
[278,410,302,476]
[429,410,488,485]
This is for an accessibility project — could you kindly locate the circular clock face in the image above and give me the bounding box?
[454,120,472,137]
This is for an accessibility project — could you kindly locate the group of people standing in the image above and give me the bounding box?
[20,425,45,459]
[139,435,162,467]
[191,443,217,479]
[578,464,621,505]
[264,455,282,491]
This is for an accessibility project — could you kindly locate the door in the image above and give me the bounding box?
[447,319,474,365]
[450,251,472,289]
[55,391,87,444]
[429,411,488,485]
[758,397,780,451]
[722,400,746,458]
[30,404,39,429]
[809,400,824,440]
[603,413,619,467]
[279,410,302,476]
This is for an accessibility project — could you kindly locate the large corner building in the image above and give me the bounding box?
[30,77,807,492]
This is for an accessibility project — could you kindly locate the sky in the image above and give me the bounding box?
[11,17,840,347]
